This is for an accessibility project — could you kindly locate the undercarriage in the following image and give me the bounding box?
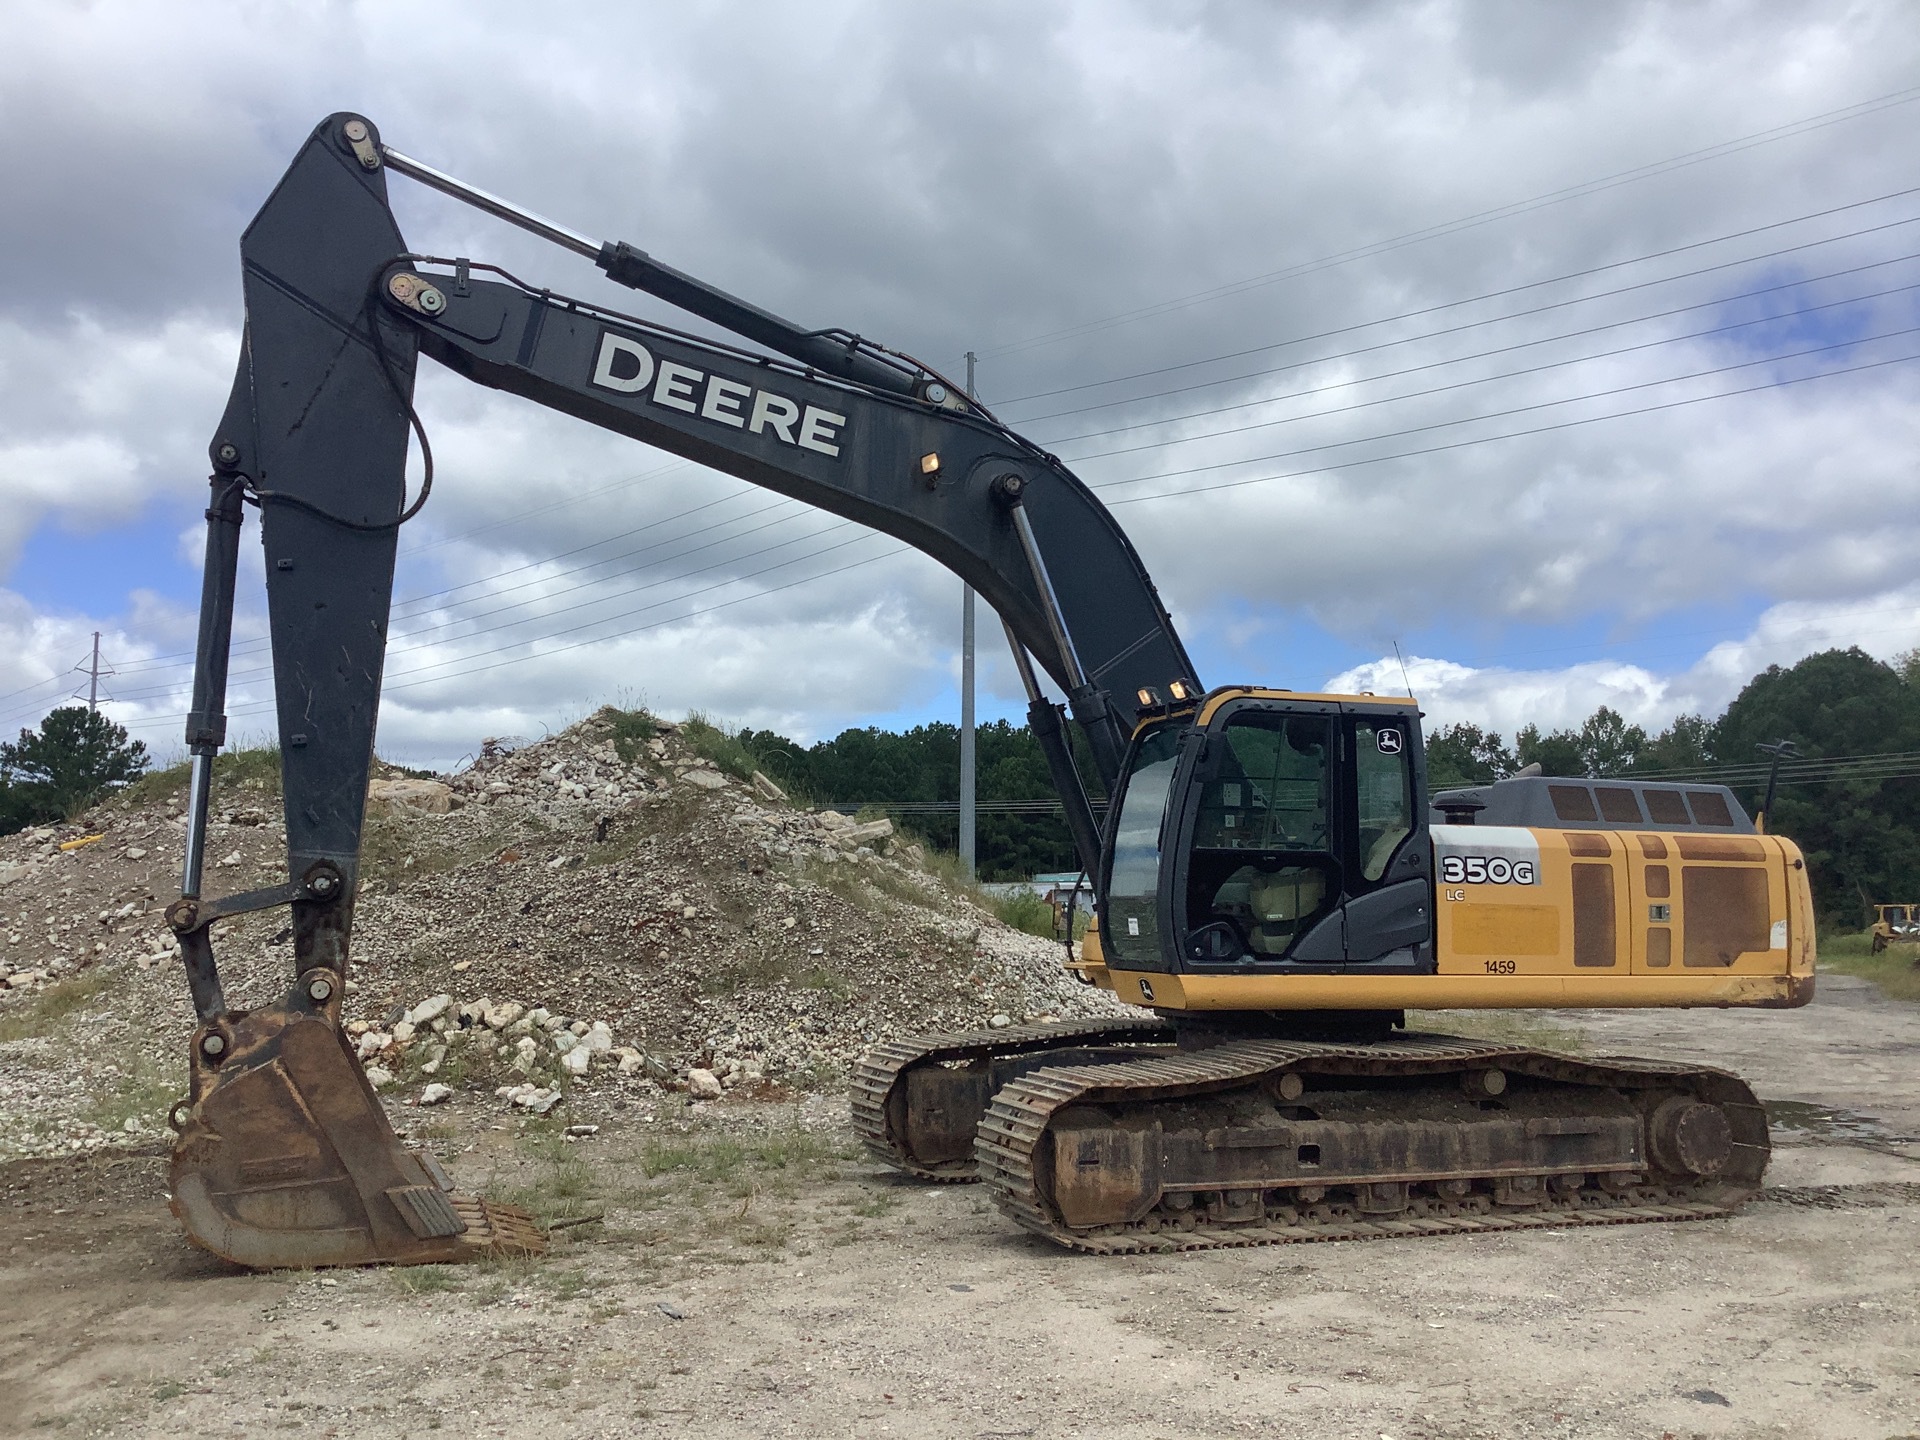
[853,1018,1767,1252]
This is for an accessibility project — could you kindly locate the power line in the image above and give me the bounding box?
[1037,259,1920,452]
[997,191,1920,412]
[978,83,1920,358]
[1103,345,1920,507]
[1055,294,1920,468]
[33,338,1920,730]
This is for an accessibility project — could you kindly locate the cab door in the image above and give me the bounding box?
[1167,697,1432,972]
[1341,709,1432,963]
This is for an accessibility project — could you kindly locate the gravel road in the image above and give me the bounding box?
[3,972,1916,1439]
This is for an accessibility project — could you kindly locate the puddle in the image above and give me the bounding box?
[1765,1100,1919,1147]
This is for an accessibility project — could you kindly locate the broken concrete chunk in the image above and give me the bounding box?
[750,770,787,802]
[680,769,727,790]
[366,778,453,816]
[408,993,453,1027]
[560,1046,591,1076]
[686,1068,724,1099]
[418,1083,453,1105]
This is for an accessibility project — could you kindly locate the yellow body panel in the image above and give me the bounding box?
[1080,827,1815,1012]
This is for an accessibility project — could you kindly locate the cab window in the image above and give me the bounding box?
[1188,712,1337,959]
[1354,719,1413,883]
[1103,723,1183,965]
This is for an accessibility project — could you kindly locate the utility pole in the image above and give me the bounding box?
[959,351,979,882]
[87,631,102,712]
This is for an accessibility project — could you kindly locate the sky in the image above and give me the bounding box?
[1,0,1918,771]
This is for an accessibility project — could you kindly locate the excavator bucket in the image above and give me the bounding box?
[169,1001,543,1269]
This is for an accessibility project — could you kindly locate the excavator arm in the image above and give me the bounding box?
[166,111,1194,1268]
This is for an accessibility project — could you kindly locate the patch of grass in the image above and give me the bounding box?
[638,1123,840,1195]
[120,745,283,811]
[991,888,1059,940]
[600,705,659,766]
[84,1058,180,1135]
[682,713,759,782]
[390,1264,463,1295]
[0,968,113,1043]
[1406,1009,1587,1053]
[496,1129,601,1224]
[1819,931,1920,1002]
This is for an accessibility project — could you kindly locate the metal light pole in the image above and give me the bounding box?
[959,351,978,881]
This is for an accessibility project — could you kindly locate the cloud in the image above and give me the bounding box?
[1327,582,1920,738]
[0,0,1917,772]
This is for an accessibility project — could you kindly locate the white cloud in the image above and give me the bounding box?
[0,1,1917,771]
[1327,583,1920,739]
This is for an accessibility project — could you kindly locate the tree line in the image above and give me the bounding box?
[1425,646,1920,926]
[3,646,1914,923]
[745,647,1920,921]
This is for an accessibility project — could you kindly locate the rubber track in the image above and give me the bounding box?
[976,1034,1767,1253]
[850,1016,1175,1181]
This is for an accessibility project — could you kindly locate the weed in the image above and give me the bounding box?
[391,1265,463,1296]
[150,1382,185,1404]
[682,713,759,781]
[850,1194,896,1218]
[121,745,283,811]
[83,1059,180,1134]
[991,888,1058,939]
[539,1267,593,1302]
[497,1130,601,1223]
[638,1123,838,1192]
[601,705,659,766]
[0,968,112,1044]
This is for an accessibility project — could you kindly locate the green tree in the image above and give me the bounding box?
[1514,723,1585,778]
[1635,712,1712,774]
[1575,706,1648,776]
[1708,648,1920,926]
[1424,723,1515,790]
[0,706,150,831]
[737,719,1096,880]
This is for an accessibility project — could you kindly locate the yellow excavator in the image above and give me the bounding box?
[165,114,1813,1267]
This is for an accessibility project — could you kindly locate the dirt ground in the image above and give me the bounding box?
[3,973,1918,1440]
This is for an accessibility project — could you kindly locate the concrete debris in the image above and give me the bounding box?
[0,705,1121,1163]
[497,1083,564,1115]
[367,778,454,815]
[418,1082,453,1105]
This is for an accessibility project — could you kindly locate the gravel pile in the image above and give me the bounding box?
[0,709,1121,1159]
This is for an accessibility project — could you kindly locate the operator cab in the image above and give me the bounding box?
[1099,688,1434,976]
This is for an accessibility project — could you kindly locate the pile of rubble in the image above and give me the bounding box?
[0,708,1121,1158]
